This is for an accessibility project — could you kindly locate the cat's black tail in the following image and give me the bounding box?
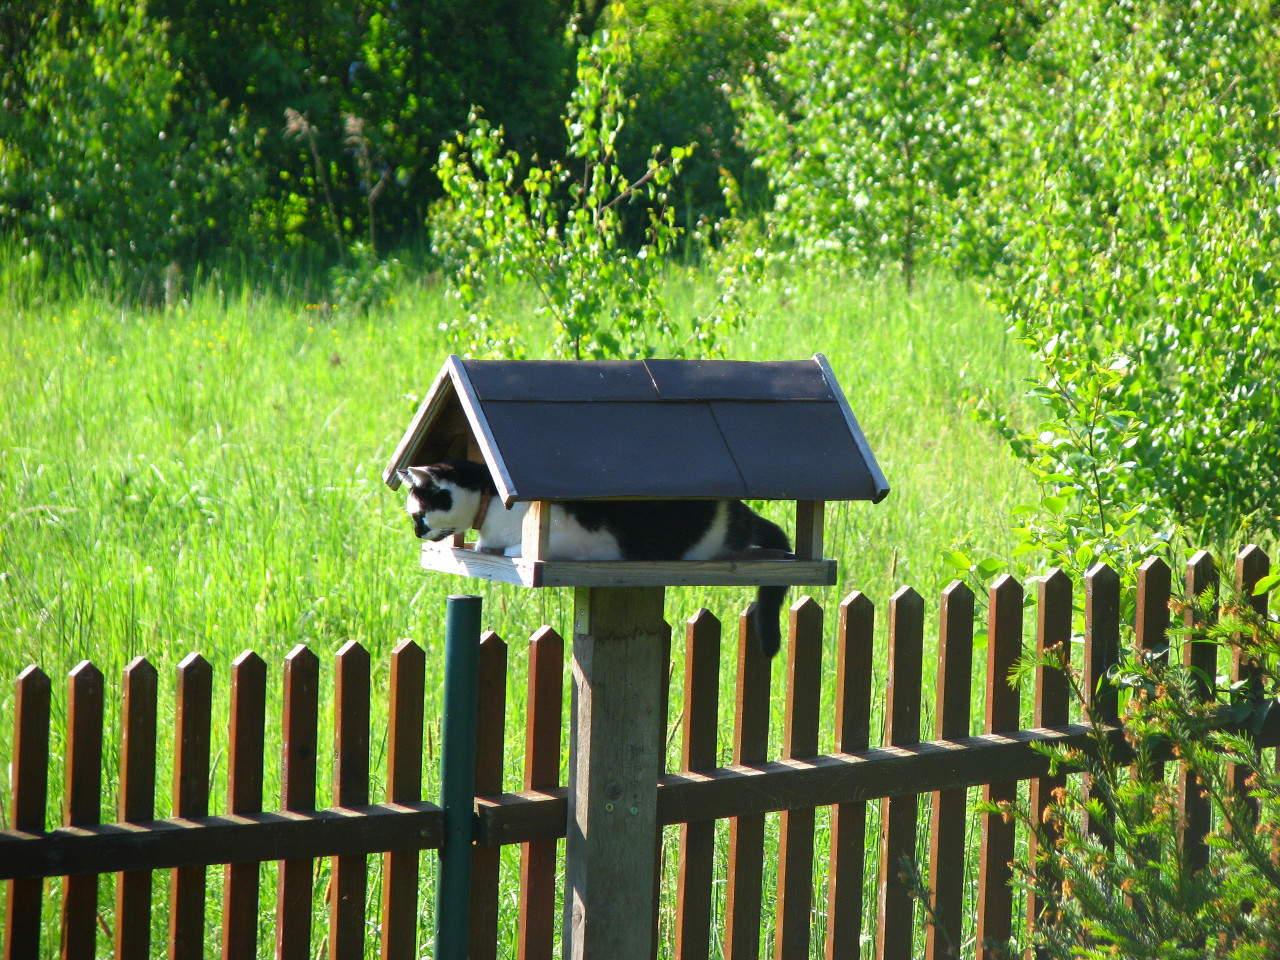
[754,586,787,659]
[751,513,791,659]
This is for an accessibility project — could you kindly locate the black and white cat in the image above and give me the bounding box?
[398,460,792,658]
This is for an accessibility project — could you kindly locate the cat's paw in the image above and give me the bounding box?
[503,545,523,558]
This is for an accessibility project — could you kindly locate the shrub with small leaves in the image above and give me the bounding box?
[736,0,1025,289]
[974,0,1280,546]
[0,1,261,291]
[990,575,1280,958]
[431,30,747,361]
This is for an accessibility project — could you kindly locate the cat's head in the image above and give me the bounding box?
[396,464,479,542]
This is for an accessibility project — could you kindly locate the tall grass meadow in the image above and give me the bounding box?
[0,257,1031,956]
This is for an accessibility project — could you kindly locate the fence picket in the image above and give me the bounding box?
[518,627,564,960]
[222,651,267,960]
[381,639,426,960]
[724,607,771,960]
[674,610,722,960]
[329,641,371,960]
[1082,564,1120,844]
[775,597,823,960]
[875,588,924,960]
[115,657,158,960]
[925,581,974,960]
[975,575,1022,958]
[168,653,213,960]
[60,661,104,960]
[5,666,51,960]
[1132,558,1172,790]
[1026,570,1071,955]
[276,644,320,960]
[825,592,875,959]
[7,549,1278,960]
[1229,545,1270,821]
[1179,551,1218,876]
[470,632,508,960]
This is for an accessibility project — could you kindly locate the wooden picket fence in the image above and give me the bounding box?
[0,546,1274,959]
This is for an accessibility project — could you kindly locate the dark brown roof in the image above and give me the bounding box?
[384,355,889,505]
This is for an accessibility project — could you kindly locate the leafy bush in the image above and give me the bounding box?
[975,0,1280,546]
[152,0,576,253]
[430,31,748,361]
[0,2,261,291]
[609,0,780,233]
[737,0,1028,288]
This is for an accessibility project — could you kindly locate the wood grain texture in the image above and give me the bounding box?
[2,802,444,880]
[519,628,564,960]
[521,501,552,562]
[773,600,823,960]
[564,586,667,960]
[826,592,874,960]
[724,607,771,960]
[1026,571,1071,955]
[169,653,212,960]
[675,611,720,960]
[793,501,824,561]
[277,644,320,960]
[420,542,837,589]
[222,651,267,960]
[470,632,508,960]
[5,665,50,960]
[330,642,371,960]
[975,576,1022,957]
[876,589,923,960]
[115,658,158,960]
[381,640,426,960]
[924,581,974,960]
[61,661,104,960]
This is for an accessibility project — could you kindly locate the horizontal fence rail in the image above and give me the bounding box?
[1,546,1274,960]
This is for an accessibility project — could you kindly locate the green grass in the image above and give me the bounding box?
[0,263,1033,957]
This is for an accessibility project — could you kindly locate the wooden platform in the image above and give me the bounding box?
[419,542,838,589]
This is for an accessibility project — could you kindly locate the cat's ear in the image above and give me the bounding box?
[400,465,435,488]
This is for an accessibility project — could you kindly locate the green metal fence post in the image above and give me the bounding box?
[434,594,482,960]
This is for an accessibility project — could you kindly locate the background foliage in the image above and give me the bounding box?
[3,0,1280,953]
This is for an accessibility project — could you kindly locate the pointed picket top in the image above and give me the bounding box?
[986,575,1024,734]
[1136,557,1172,655]
[11,665,51,832]
[936,580,975,742]
[1084,563,1120,724]
[687,607,720,632]
[1185,550,1220,610]
[1034,570,1072,728]
[1237,544,1270,614]
[173,653,213,819]
[65,660,105,828]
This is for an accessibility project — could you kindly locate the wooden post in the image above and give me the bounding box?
[564,585,667,960]
[794,501,825,560]
[522,500,552,561]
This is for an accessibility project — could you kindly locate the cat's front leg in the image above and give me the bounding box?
[502,545,522,558]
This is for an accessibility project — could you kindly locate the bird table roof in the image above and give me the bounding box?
[384,355,889,506]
